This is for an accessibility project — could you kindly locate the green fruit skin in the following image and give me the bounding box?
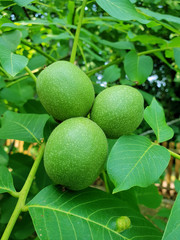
[44,117,108,190]
[36,61,95,121]
[90,85,144,139]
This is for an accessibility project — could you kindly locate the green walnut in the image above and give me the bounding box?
[90,85,144,139]
[36,61,95,121]
[44,117,108,191]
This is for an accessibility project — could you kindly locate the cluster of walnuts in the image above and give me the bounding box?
[36,61,144,190]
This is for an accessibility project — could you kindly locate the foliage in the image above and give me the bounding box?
[0,0,180,239]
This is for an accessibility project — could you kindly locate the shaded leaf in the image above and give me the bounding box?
[0,195,17,224]
[0,48,28,77]
[23,99,47,114]
[138,7,180,24]
[0,146,9,166]
[107,135,170,193]
[28,185,162,240]
[0,30,21,51]
[124,51,153,84]
[135,184,162,208]
[101,39,134,50]
[0,166,16,194]
[0,101,8,116]
[14,0,34,7]
[1,78,35,107]
[13,212,35,239]
[96,0,148,23]
[43,116,58,142]
[103,65,121,83]
[162,192,180,240]
[174,48,180,68]
[27,54,47,70]
[168,37,180,48]
[0,111,49,143]
[8,153,34,190]
[144,98,174,143]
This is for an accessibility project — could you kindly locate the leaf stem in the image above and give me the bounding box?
[25,66,37,83]
[9,191,20,198]
[1,143,45,240]
[70,0,87,63]
[0,66,12,79]
[86,58,123,77]
[138,47,171,56]
[21,39,57,62]
[102,170,110,193]
[168,149,180,160]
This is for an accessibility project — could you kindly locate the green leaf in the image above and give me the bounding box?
[23,99,47,114]
[0,100,7,115]
[43,116,58,142]
[0,166,16,194]
[144,98,174,143]
[107,135,170,193]
[27,54,47,70]
[175,180,180,192]
[28,185,162,240]
[0,30,21,52]
[13,0,34,7]
[8,153,34,190]
[0,195,17,224]
[103,65,121,83]
[168,37,180,48]
[124,51,153,84]
[0,48,28,77]
[1,78,35,107]
[174,48,180,68]
[135,184,162,208]
[162,192,180,240]
[0,146,9,166]
[138,90,153,105]
[96,0,148,23]
[0,111,49,143]
[138,7,180,25]
[130,34,166,45]
[101,39,134,50]
[13,212,35,240]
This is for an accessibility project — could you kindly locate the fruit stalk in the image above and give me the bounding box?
[70,0,87,64]
[1,143,45,240]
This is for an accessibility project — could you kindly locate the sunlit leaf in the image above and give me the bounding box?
[107,135,170,193]
[96,0,148,23]
[144,98,174,143]
[28,185,162,240]
[0,111,49,143]
[162,192,180,240]
[124,51,153,84]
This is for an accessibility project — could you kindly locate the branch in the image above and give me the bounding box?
[1,143,45,240]
[70,0,87,63]
[21,39,57,62]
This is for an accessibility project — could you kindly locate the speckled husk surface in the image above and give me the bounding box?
[44,117,108,190]
[90,85,144,139]
[36,61,95,121]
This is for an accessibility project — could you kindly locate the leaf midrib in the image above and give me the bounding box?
[28,205,129,240]
[9,119,40,144]
[119,143,154,188]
